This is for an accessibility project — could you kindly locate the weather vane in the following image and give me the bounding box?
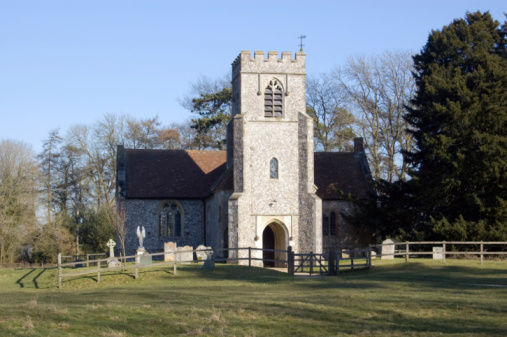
[298,35,307,52]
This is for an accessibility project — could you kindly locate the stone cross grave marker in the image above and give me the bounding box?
[107,239,116,258]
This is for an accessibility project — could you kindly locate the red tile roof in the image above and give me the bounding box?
[123,149,370,200]
[125,149,227,199]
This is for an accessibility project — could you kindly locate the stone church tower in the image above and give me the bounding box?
[117,50,371,262]
[227,51,322,265]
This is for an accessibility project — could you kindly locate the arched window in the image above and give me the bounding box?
[330,211,337,236]
[270,158,278,179]
[159,202,183,237]
[264,80,283,117]
[323,210,338,237]
[322,212,329,236]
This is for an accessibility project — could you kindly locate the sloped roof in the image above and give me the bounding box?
[122,149,370,200]
[125,149,227,199]
[314,152,370,199]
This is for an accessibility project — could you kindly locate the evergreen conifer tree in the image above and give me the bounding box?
[405,11,507,240]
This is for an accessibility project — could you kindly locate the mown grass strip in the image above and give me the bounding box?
[0,259,506,336]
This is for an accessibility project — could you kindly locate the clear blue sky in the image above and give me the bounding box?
[1,0,504,153]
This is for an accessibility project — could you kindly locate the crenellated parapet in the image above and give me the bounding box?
[232,51,305,78]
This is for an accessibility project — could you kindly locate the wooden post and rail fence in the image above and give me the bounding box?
[369,241,507,265]
[56,241,507,287]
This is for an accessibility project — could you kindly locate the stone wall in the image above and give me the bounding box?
[228,50,322,259]
[122,199,204,255]
[321,200,364,251]
[205,190,232,251]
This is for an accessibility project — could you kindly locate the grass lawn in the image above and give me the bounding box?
[0,259,506,336]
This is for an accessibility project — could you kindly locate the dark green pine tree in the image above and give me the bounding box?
[405,11,507,240]
[190,87,232,150]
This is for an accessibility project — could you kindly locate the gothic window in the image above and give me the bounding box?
[330,211,337,236]
[323,211,338,237]
[159,202,183,237]
[323,212,329,236]
[270,158,278,179]
[264,80,283,117]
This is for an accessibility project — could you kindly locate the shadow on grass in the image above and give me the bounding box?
[15,268,50,289]
[15,268,36,288]
[341,260,507,288]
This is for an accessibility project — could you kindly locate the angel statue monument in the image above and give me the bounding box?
[136,226,146,250]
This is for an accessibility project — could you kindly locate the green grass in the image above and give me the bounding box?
[1,259,506,336]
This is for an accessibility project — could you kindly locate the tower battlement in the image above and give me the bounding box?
[232,51,305,78]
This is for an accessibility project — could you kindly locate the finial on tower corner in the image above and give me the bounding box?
[298,34,307,52]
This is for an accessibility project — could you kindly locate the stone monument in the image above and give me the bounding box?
[432,246,443,260]
[177,246,193,264]
[381,238,395,260]
[164,241,177,262]
[202,251,215,270]
[106,239,122,268]
[135,226,151,265]
[196,245,212,261]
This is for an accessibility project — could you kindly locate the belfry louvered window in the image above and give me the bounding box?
[264,80,283,117]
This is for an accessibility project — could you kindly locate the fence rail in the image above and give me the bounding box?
[288,248,371,275]
[369,241,507,264]
[57,247,290,288]
[58,240,506,287]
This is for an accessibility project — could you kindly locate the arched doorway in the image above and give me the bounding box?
[262,222,288,268]
[263,226,275,267]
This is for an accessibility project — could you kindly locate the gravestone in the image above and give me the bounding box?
[164,242,177,262]
[106,239,122,268]
[196,245,212,261]
[202,251,215,270]
[107,239,116,258]
[432,246,443,260]
[138,251,152,266]
[381,238,395,260]
[177,246,193,264]
[135,226,147,264]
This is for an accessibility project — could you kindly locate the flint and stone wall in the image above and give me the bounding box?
[205,190,232,251]
[228,51,322,260]
[322,200,362,251]
[122,199,204,255]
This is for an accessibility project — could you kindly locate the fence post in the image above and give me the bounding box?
[97,259,101,283]
[328,249,335,276]
[86,254,89,267]
[58,253,62,289]
[405,242,409,262]
[351,251,354,270]
[480,241,484,265]
[443,241,446,263]
[248,247,251,268]
[337,250,342,275]
[309,252,313,275]
[287,246,294,275]
[368,246,372,268]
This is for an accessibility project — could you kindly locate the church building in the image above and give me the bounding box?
[116,51,372,265]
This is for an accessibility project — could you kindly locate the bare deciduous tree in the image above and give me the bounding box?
[336,51,415,181]
[306,74,355,151]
